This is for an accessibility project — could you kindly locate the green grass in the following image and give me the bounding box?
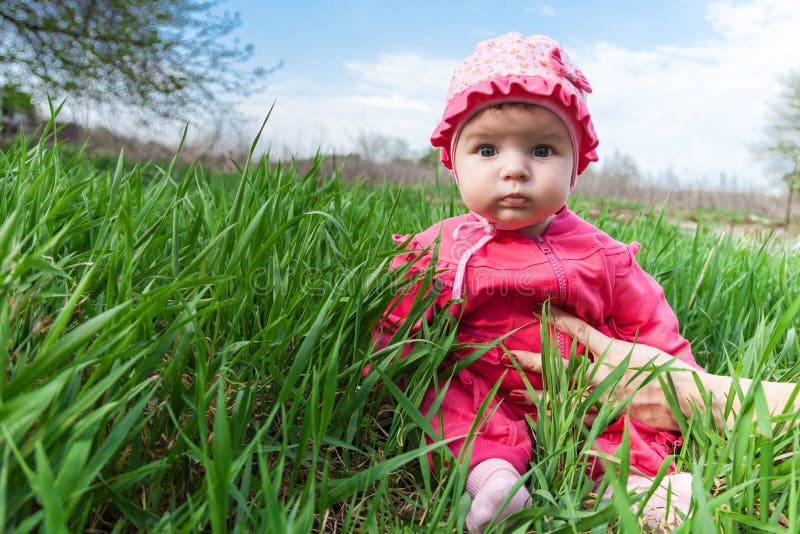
[1,120,799,532]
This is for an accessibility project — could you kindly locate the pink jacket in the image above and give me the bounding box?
[378,207,699,476]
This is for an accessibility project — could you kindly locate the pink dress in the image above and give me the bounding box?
[377,207,700,478]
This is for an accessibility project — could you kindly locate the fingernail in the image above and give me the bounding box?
[508,392,524,401]
[500,355,514,367]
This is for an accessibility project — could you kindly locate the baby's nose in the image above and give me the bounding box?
[501,153,531,180]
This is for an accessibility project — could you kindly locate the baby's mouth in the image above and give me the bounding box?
[498,193,530,207]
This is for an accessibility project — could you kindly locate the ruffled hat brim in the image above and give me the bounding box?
[430,74,599,182]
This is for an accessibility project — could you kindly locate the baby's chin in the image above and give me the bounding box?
[489,215,555,237]
[467,206,555,233]
[484,217,544,233]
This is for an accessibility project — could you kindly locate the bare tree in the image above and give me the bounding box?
[755,72,800,225]
[354,132,412,163]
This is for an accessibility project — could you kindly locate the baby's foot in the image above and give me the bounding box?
[465,459,532,533]
[636,473,693,531]
[606,473,693,532]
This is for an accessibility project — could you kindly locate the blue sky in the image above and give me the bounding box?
[228,1,712,77]
[223,0,800,190]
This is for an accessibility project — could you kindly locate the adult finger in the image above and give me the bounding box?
[506,350,568,373]
[509,389,601,427]
[547,308,688,370]
[535,307,640,368]
[507,388,539,405]
[506,389,557,422]
[508,349,612,392]
[548,308,621,357]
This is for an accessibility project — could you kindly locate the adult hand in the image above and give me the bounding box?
[505,308,704,431]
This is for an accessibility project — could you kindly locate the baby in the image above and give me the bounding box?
[377,32,698,531]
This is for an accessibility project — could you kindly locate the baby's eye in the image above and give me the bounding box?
[533,146,552,157]
[478,145,497,157]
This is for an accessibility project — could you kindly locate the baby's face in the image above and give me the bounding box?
[453,104,573,237]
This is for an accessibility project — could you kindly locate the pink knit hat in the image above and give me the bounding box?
[430,33,599,186]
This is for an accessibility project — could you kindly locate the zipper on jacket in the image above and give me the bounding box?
[533,236,569,357]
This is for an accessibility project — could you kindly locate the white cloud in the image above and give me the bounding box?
[576,0,800,190]
[348,95,433,112]
[238,52,453,157]
[346,52,453,102]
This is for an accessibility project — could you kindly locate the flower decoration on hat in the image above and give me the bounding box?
[548,47,592,94]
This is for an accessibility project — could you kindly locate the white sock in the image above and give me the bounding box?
[465,459,532,533]
[604,473,693,531]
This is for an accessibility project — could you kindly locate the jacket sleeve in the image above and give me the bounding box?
[608,243,699,369]
[372,234,448,358]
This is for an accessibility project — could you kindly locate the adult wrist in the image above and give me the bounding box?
[669,367,708,419]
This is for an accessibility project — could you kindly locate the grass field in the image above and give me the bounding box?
[2,122,800,532]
